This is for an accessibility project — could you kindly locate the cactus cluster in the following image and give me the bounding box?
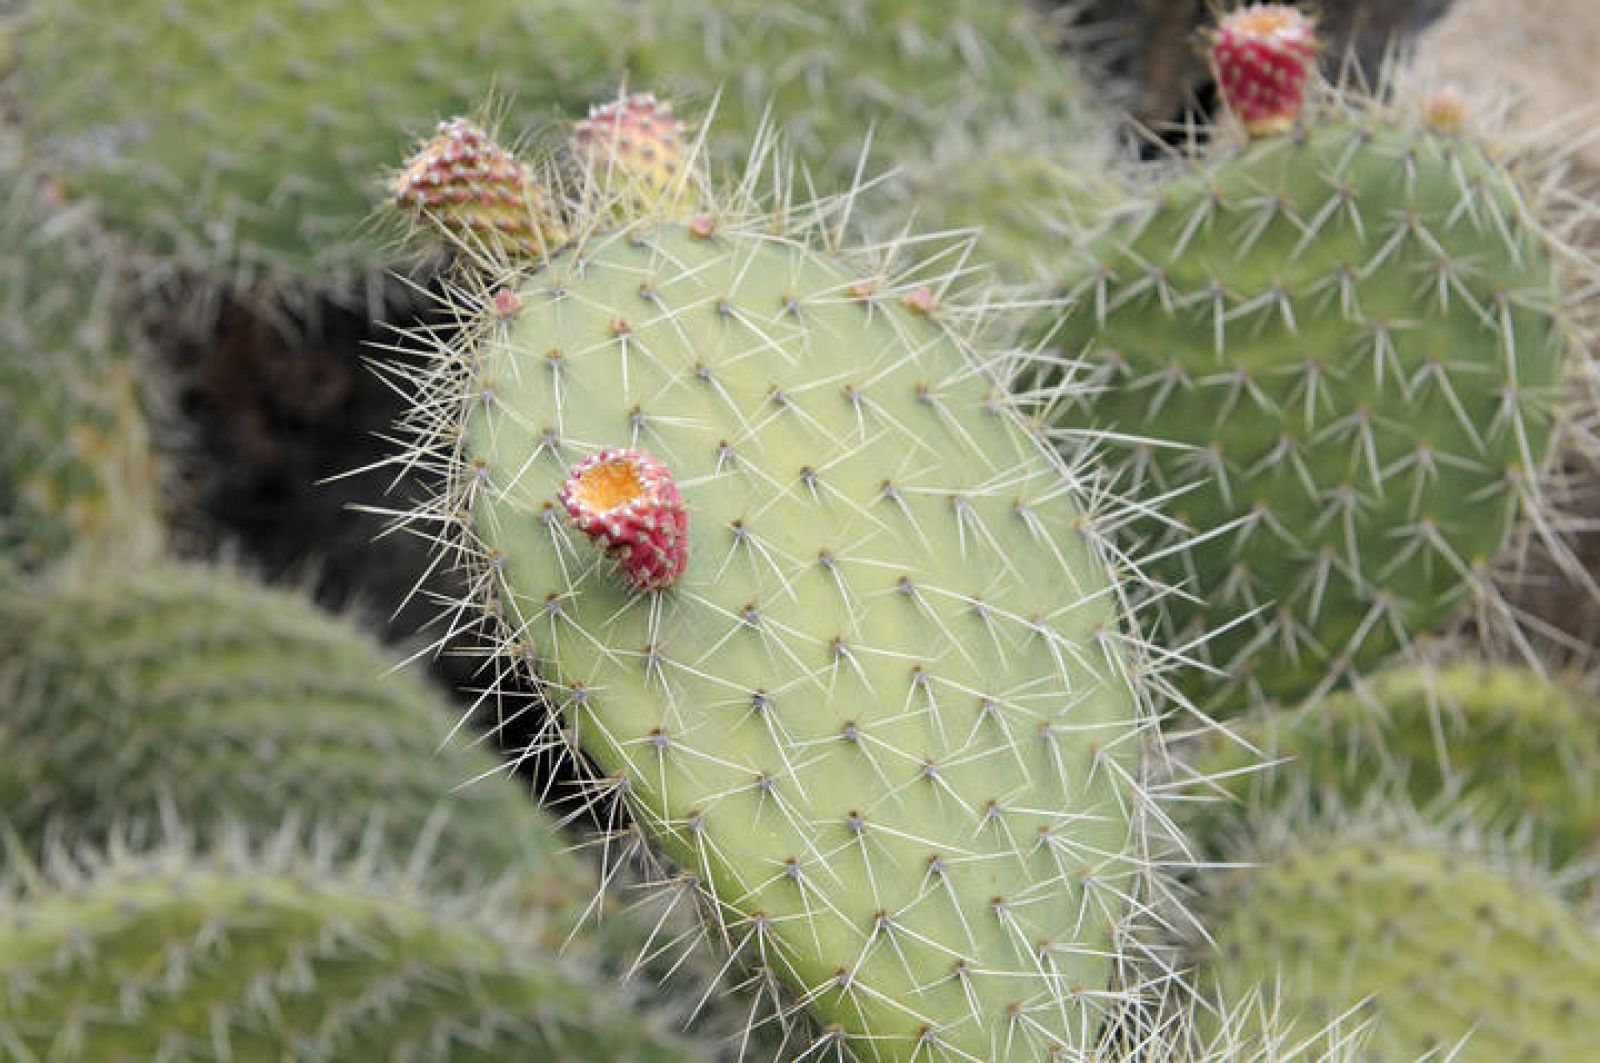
[3,0,1600,1059]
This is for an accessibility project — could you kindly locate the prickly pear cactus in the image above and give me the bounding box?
[0,563,588,910]
[1042,100,1571,712]
[0,844,700,1061]
[383,167,1163,1054]
[0,151,162,569]
[1192,659,1600,864]
[7,0,618,294]
[1198,836,1600,1061]
[631,0,1108,194]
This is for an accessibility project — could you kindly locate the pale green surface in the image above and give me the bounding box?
[1201,841,1600,1061]
[1044,119,1567,713]
[465,223,1140,1059]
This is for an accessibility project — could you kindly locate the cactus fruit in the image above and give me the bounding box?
[1192,659,1600,865]
[560,447,691,591]
[1209,5,1319,138]
[7,0,619,295]
[1040,92,1574,713]
[0,562,590,911]
[376,137,1171,1056]
[391,117,568,263]
[570,93,693,217]
[1197,835,1600,1060]
[0,147,163,569]
[629,0,1108,196]
[0,840,700,1061]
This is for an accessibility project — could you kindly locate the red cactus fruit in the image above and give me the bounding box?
[570,93,688,207]
[1210,5,1318,138]
[560,449,690,591]
[391,117,567,258]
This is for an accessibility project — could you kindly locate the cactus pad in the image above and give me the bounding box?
[0,563,588,909]
[0,844,698,1061]
[1044,107,1570,711]
[1199,837,1600,1061]
[389,206,1156,1057]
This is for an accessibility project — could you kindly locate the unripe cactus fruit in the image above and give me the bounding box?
[1210,5,1318,137]
[1040,99,1571,713]
[560,447,690,591]
[0,844,700,1061]
[570,93,689,213]
[381,161,1162,1054]
[391,117,568,260]
[1197,837,1600,1061]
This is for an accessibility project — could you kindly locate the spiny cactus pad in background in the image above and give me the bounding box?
[0,843,700,1061]
[385,203,1161,1056]
[391,117,568,262]
[629,0,1108,195]
[1210,5,1318,138]
[0,562,589,912]
[7,0,618,294]
[1193,659,1600,865]
[1198,837,1600,1061]
[1042,101,1570,713]
[0,149,162,569]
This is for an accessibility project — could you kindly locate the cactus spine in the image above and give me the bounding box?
[376,110,1169,1058]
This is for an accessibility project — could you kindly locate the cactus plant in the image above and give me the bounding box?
[0,839,701,1061]
[0,143,162,569]
[1038,83,1576,713]
[1191,659,1600,865]
[6,0,622,298]
[0,561,591,913]
[1196,832,1600,1061]
[373,120,1172,1058]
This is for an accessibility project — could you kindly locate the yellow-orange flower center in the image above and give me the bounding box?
[1227,5,1312,41]
[572,458,644,513]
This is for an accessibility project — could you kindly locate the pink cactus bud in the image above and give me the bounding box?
[390,117,566,258]
[571,93,688,210]
[560,448,689,591]
[1211,5,1318,138]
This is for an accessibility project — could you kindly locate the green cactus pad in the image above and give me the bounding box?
[1192,660,1600,865]
[0,149,162,569]
[8,0,618,292]
[0,845,700,1061]
[400,217,1152,1058]
[1041,111,1570,712]
[632,0,1107,195]
[1198,838,1600,1061]
[0,563,588,912]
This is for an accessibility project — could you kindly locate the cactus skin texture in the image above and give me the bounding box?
[9,0,616,293]
[391,206,1152,1058]
[1043,106,1569,713]
[1192,660,1600,865]
[0,845,699,1061]
[0,152,162,569]
[631,0,1106,194]
[0,563,589,913]
[1198,838,1600,1061]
